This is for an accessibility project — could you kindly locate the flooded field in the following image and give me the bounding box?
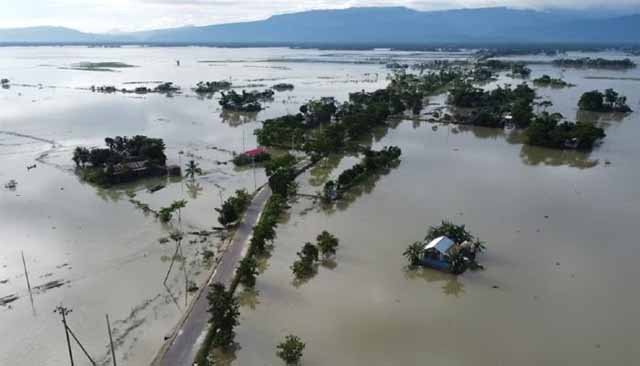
[1,47,640,366]
[231,54,640,365]
[0,46,403,365]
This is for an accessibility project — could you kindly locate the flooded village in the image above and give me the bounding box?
[1,45,640,366]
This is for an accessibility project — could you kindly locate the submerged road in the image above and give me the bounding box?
[153,186,272,366]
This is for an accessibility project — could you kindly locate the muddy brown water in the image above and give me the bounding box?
[1,47,639,365]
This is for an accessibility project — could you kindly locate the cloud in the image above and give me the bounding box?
[1,0,639,32]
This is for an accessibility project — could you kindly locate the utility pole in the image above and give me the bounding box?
[21,251,35,314]
[55,305,74,366]
[21,251,32,294]
[106,314,117,366]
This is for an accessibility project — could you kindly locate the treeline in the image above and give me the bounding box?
[323,146,401,201]
[255,71,460,156]
[533,75,574,88]
[552,58,636,69]
[90,82,179,94]
[196,157,298,366]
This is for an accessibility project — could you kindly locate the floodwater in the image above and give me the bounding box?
[0,46,403,366]
[1,47,639,366]
[232,53,640,365]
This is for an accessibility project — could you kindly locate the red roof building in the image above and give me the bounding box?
[243,147,267,157]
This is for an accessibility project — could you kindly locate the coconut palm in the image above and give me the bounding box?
[185,160,202,179]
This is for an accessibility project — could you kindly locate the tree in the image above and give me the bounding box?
[403,242,423,267]
[291,243,319,279]
[578,90,604,111]
[217,200,239,226]
[604,88,618,107]
[207,283,240,350]
[300,243,319,262]
[276,335,305,365]
[185,160,202,179]
[269,167,296,196]
[425,221,473,244]
[511,97,534,128]
[316,231,339,258]
[236,255,259,288]
[265,153,296,177]
[72,146,90,167]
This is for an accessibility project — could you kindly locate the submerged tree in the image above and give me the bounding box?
[291,243,319,279]
[185,160,203,179]
[207,283,240,350]
[403,242,424,267]
[276,335,306,365]
[236,255,259,288]
[316,231,339,258]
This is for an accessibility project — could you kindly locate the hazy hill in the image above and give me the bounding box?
[1,7,639,45]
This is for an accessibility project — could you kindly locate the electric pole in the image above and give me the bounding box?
[54,305,74,366]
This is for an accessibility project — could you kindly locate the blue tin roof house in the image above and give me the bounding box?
[420,236,456,272]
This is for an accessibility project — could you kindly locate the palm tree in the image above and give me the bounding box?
[185,160,202,179]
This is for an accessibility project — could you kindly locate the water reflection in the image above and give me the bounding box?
[403,267,465,297]
[519,144,599,169]
[220,110,259,127]
[210,346,239,366]
[308,154,343,187]
[456,125,507,140]
[576,110,627,125]
[185,181,204,200]
[237,288,261,310]
[320,258,338,270]
[333,161,400,212]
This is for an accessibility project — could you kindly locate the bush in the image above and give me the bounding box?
[276,335,305,365]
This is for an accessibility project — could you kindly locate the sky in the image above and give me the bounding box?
[1,0,639,33]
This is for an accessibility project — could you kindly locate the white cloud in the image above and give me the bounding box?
[1,0,639,32]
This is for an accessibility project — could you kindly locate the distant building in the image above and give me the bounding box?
[242,147,267,158]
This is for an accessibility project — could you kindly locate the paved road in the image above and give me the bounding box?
[153,186,272,366]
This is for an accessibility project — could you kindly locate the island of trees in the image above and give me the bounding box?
[552,58,636,69]
[194,81,232,94]
[578,89,632,113]
[90,82,180,94]
[219,89,275,112]
[72,135,179,186]
[272,83,295,91]
[447,82,536,128]
[404,221,486,274]
[525,112,606,150]
[533,75,574,88]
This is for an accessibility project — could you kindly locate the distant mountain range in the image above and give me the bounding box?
[1,7,639,46]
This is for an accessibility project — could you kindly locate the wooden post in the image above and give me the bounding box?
[106,314,117,366]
